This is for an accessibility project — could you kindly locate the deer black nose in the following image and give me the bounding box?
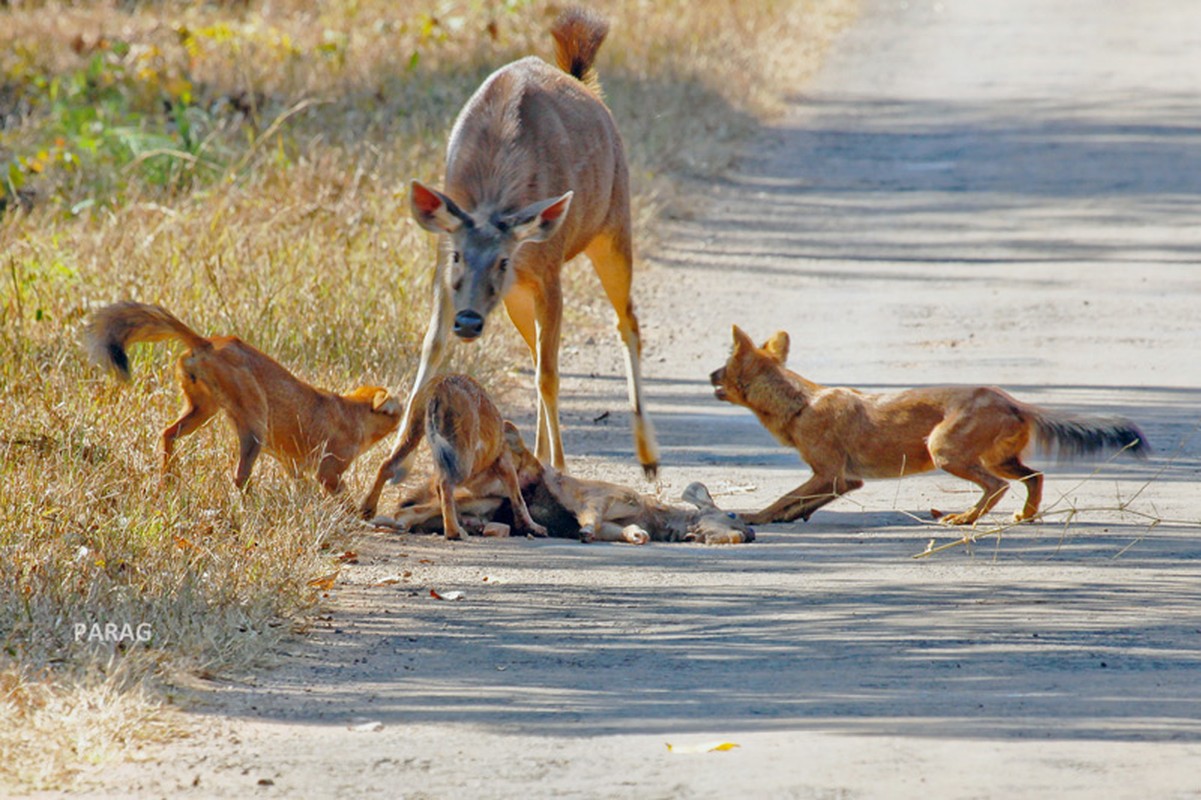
[453,310,485,339]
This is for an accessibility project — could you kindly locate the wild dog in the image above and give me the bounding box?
[710,325,1149,526]
[360,373,546,540]
[84,301,402,495]
[379,426,753,545]
[369,7,659,508]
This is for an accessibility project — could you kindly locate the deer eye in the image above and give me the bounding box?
[452,251,461,264]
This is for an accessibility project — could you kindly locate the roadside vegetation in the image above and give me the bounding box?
[0,0,855,787]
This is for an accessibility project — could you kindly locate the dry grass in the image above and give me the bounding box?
[0,0,856,788]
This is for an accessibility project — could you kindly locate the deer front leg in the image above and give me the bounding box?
[532,276,565,470]
[361,278,452,518]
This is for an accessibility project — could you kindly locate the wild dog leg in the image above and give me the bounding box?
[494,452,547,537]
[160,398,217,477]
[934,461,1009,525]
[990,457,1044,522]
[232,429,263,489]
[745,475,864,525]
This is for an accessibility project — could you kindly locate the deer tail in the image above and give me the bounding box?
[550,7,609,93]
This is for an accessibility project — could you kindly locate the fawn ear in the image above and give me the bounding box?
[506,191,573,243]
[681,482,718,511]
[411,180,469,234]
[731,325,755,354]
[372,390,402,415]
[762,331,790,364]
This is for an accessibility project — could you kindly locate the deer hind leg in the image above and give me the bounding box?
[584,231,660,479]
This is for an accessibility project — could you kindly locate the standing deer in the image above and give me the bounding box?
[362,8,658,518]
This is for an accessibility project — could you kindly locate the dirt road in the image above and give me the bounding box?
[87,1,1201,797]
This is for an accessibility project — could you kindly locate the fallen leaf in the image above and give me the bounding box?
[430,589,465,601]
[374,575,404,586]
[347,720,384,732]
[665,741,740,754]
[335,550,358,563]
[308,572,338,591]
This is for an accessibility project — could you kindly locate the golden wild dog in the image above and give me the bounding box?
[710,326,1149,526]
[84,301,402,495]
[360,373,546,540]
[370,7,659,506]
[378,426,753,545]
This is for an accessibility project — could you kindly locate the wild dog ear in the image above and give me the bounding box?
[371,389,402,415]
[681,482,718,511]
[762,331,790,364]
[505,191,573,243]
[731,325,755,353]
[502,420,527,450]
[411,180,469,234]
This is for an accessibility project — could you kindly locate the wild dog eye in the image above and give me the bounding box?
[498,258,509,273]
[452,251,461,264]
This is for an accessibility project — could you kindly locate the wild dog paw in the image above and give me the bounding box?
[525,521,548,538]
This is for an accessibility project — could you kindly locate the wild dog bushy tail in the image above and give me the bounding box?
[1030,409,1150,461]
[550,7,609,91]
[83,301,210,380]
[426,392,465,484]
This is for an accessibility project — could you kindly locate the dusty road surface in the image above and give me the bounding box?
[85,1,1201,797]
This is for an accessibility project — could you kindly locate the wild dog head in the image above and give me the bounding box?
[680,482,755,544]
[343,386,404,446]
[501,420,545,489]
[410,180,573,340]
[709,325,790,406]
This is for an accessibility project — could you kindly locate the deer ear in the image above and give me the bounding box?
[763,331,790,364]
[506,191,573,243]
[411,180,468,234]
[681,482,718,511]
